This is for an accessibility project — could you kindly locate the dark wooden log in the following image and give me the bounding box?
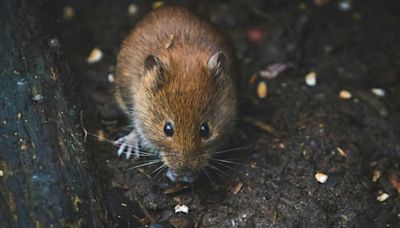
[0,1,103,226]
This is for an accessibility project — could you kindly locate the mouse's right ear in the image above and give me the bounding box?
[144,54,165,74]
[143,54,166,88]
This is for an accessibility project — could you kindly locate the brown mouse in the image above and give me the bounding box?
[114,6,238,182]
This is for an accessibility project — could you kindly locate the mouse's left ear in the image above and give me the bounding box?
[208,51,227,80]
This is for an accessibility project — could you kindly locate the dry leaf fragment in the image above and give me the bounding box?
[232,182,244,194]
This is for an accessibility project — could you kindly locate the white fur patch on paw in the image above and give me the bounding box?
[113,132,139,159]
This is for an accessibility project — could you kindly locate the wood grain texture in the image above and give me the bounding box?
[0,1,103,227]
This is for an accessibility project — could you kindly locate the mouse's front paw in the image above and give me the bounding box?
[113,131,139,159]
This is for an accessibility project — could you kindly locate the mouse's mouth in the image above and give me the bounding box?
[166,168,199,183]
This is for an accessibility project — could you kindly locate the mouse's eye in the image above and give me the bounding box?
[163,122,174,137]
[199,122,210,138]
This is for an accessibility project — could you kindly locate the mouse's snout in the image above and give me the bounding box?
[162,148,209,183]
[166,168,199,183]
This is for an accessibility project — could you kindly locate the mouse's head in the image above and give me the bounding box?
[134,49,237,182]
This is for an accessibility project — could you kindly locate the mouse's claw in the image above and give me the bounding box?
[113,131,139,159]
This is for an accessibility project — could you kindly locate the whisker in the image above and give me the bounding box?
[118,150,155,157]
[154,165,168,179]
[205,166,222,181]
[210,158,242,165]
[201,167,213,185]
[208,164,229,177]
[151,164,167,175]
[126,160,161,170]
[212,158,268,172]
[210,160,238,172]
[210,144,254,155]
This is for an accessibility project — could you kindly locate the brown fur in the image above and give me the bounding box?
[115,6,238,174]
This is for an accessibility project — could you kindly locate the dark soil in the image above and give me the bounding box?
[51,0,400,227]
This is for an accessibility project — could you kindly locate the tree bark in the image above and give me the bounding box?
[0,1,103,227]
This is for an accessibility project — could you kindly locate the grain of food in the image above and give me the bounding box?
[87,48,103,64]
[371,88,385,97]
[336,147,347,157]
[257,81,268,98]
[372,169,381,182]
[339,90,352,99]
[376,192,389,202]
[174,204,189,214]
[305,71,317,86]
[315,172,328,183]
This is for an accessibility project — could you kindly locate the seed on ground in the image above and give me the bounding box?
[371,88,385,97]
[305,71,317,86]
[257,81,268,98]
[87,48,103,64]
[315,172,328,184]
[339,90,352,99]
[377,192,389,202]
[174,204,189,214]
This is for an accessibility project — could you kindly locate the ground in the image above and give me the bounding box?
[54,0,400,227]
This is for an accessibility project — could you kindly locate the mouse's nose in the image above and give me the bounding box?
[166,168,199,183]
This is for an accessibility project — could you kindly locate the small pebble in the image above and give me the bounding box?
[0,170,3,176]
[257,81,268,99]
[371,88,385,97]
[305,71,317,86]
[128,3,139,16]
[377,192,389,202]
[87,48,103,64]
[339,90,352,99]
[32,94,44,102]
[63,6,75,20]
[174,204,189,214]
[107,74,115,83]
[48,38,60,48]
[315,172,328,184]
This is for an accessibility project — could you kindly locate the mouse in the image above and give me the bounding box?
[114,6,238,183]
